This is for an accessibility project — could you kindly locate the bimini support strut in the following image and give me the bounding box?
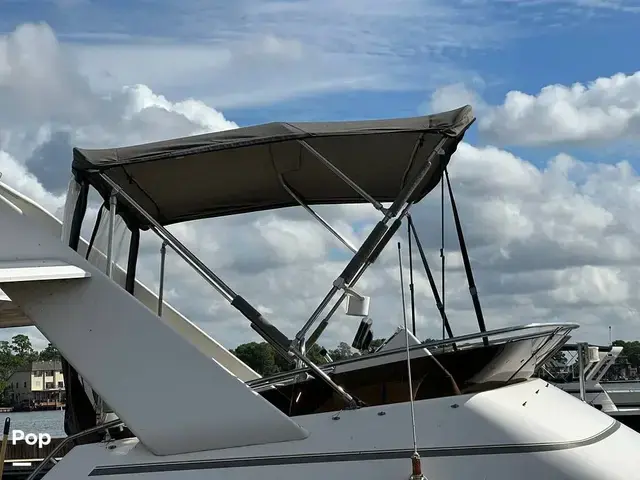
[105,191,118,279]
[278,175,358,254]
[295,135,446,350]
[305,212,405,351]
[444,169,488,346]
[299,140,388,215]
[157,241,167,316]
[406,215,456,344]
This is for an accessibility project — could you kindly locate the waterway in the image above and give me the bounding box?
[1,410,66,438]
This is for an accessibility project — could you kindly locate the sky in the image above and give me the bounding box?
[1,0,640,352]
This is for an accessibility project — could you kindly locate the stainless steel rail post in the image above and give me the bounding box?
[105,191,117,279]
[157,241,167,316]
[577,342,587,402]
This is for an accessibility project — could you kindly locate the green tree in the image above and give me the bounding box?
[274,343,331,371]
[11,334,36,365]
[0,341,17,370]
[232,342,280,376]
[272,349,296,374]
[306,344,330,364]
[613,340,640,368]
[231,337,419,376]
[606,340,640,379]
[0,341,18,396]
[369,338,386,351]
[327,342,354,362]
[39,343,61,361]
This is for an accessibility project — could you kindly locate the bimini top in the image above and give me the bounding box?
[72,105,474,228]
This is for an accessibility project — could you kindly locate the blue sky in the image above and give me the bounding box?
[5,0,637,170]
[3,0,638,126]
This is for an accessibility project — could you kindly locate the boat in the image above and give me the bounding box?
[1,105,640,479]
[0,173,575,418]
[538,343,640,433]
[0,130,573,473]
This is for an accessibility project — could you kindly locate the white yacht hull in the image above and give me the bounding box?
[43,379,640,479]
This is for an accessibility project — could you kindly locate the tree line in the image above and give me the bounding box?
[231,340,385,376]
[230,337,447,376]
[612,340,640,368]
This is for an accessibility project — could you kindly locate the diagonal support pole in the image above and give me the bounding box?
[299,140,387,214]
[278,175,357,254]
[408,219,416,336]
[305,212,407,351]
[407,215,456,346]
[444,169,488,346]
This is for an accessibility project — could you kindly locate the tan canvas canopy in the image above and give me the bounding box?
[72,106,474,228]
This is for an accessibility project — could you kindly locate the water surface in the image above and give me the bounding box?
[1,410,66,438]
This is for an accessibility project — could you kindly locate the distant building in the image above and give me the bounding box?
[6,360,65,407]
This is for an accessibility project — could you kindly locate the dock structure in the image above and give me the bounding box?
[4,437,71,460]
[1,461,56,479]
[0,437,70,479]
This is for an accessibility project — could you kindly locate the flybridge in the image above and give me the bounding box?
[70,106,474,366]
[9,106,475,453]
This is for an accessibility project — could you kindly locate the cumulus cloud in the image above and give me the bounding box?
[3,21,640,354]
[0,23,236,344]
[468,70,640,147]
[427,82,487,115]
[0,24,237,193]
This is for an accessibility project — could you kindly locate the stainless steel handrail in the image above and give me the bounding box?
[252,329,575,390]
[248,322,579,388]
[253,328,572,391]
[26,419,123,480]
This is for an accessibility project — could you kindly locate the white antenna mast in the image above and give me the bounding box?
[397,242,426,480]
